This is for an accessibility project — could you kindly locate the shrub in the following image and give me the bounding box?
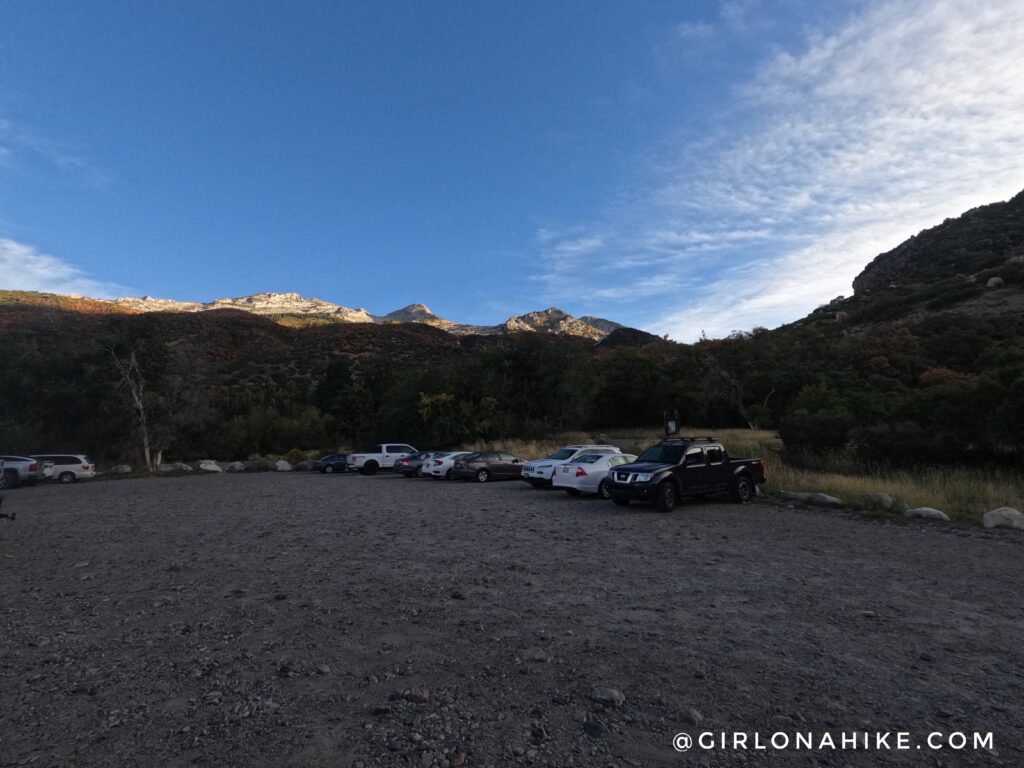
[779,409,852,451]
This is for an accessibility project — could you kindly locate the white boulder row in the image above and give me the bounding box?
[198,460,223,473]
[225,461,247,472]
[904,507,950,522]
[274,460,293,472]
[982,507,1024,530]
[783,491,844,507]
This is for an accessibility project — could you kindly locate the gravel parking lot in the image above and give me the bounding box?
[1,472,1022,767]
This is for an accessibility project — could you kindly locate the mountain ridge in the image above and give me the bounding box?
[89,292,625,340]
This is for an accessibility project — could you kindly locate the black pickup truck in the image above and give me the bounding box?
[606,437,766,512]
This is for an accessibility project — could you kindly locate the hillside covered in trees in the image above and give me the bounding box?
[2,190,1023,466]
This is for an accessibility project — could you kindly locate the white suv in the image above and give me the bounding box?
[31,454,96,483]
[521,445,622,487]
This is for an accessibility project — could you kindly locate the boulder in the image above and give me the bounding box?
[225,461,247,472]
[176,462,193,472]
[198,460,223,473]
[862,492,906,512]
[157,463,177,473]
[292,459,313,471]
[274,460,293,472]
[590,686,626,707]
[252,458,277,471]
[986,276,1004,288]
[783,491,844,507]
[110,464,132,474]
[904,507,950,521]
[982,507,1024,530]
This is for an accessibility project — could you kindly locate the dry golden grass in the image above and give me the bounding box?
[473,428,1023,524]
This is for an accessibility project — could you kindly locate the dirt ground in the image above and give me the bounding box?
[1,472,1021,768]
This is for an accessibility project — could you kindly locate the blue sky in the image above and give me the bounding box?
[2,0,1024,339]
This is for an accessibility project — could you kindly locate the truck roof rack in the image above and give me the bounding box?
[661,436,717,443]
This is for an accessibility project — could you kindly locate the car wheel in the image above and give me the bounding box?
[597,479,612,500]
[0,470,17,490]
[361,461,379,476]
[656,481,676,513]
[445,468,455,481]
[476,469,490,483]
[58,471,76,484]
[324,465,335,474]
[612,497,630,507]
[731,475,754,503]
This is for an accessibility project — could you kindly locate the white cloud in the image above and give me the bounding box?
[540,0,1024,341]
[0,237,128,298]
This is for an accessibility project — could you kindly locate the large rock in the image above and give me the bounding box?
[863,492,906,512]
[224,461,247,472]
[982,507,1024,530]
[783,491,844,507]
[293,459,313,471]
[904,507,950,521]
[986,276,1005,288]
[590,686,625,707]
[198,460,223,473]
[110,464,132,474]
[274,460,293,472]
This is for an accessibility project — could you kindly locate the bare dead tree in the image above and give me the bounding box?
[107,347,154,471]
[700,357,755,430]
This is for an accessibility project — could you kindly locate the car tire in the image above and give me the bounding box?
[597,479,612,500]
[477,469,489,483]
[324,465,335,474]
[612,497,630,507]
[0,470,17,490]
[445,468,455,480]
[58,472,76,484]
[731,475,754,503]
[361,461,379,476]
[656,481,677,513]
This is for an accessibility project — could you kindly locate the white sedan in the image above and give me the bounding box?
[423,451,474,480]
[552,453,637,499]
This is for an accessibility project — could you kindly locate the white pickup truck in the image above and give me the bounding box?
[347,443,417,475]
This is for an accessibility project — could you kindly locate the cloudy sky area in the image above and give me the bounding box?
[2,0,1023,339]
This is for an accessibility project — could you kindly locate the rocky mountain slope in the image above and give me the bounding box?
[853,189,1024,295]
[101,293,622,339]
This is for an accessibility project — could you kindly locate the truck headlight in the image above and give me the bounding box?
[634,472,652,482]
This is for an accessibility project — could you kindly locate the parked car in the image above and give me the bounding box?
[30,454,96,483]
[453,451,527,482]
[314,453,349,473]
[552,452,638,499]
[423,451,474,480]
[396,451,442,477]
[521,445,623,487]
[607,437,766,512]
[347,444,417,475]
[0,456,50,489]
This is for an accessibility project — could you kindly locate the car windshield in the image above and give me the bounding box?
[545,449,577,461]
[636,443,686,465]
[570,455,603,464]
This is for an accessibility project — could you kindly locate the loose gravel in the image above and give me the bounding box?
[1,473,1022,767]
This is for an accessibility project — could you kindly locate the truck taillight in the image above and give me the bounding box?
[575,467,587,477]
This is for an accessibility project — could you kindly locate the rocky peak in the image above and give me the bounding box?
[853,189,1024,295]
